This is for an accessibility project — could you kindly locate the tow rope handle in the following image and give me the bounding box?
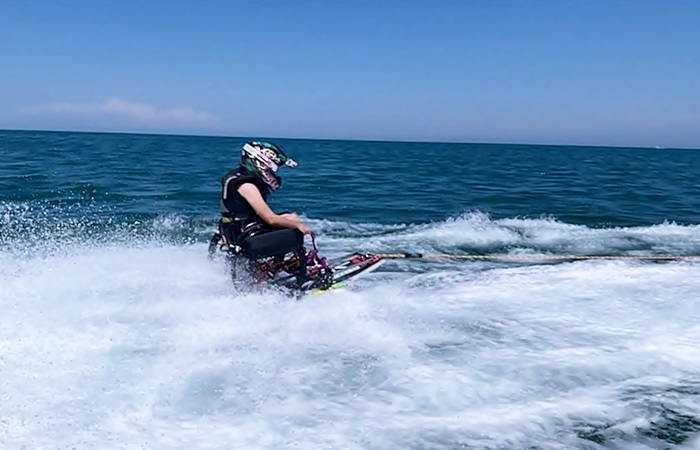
[306,232,330,270]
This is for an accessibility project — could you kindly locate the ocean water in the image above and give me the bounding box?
[1,129,700,449]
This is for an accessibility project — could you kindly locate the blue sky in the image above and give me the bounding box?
[1,0,698,147]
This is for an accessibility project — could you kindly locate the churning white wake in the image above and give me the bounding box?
[2,214,700,449]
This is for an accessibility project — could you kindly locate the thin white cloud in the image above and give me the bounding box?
[22,98,223,131]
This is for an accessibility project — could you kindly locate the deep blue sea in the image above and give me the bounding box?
[2,129,700,449]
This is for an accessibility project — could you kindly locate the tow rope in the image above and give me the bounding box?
[374,253,700,261]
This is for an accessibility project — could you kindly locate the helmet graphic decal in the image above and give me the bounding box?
[241,142,296,191]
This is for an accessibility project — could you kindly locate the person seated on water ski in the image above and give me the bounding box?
[218,141,313,278]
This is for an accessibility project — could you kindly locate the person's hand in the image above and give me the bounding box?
[296,222,313,235]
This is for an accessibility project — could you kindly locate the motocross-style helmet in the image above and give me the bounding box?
[241,141,297,191]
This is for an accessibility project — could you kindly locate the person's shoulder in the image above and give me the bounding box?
[237,178,266,193]
[223,170,266,192]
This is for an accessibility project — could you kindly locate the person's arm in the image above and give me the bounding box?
[237,183,312,234]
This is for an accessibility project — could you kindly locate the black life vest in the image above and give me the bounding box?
[220,168,270,224]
